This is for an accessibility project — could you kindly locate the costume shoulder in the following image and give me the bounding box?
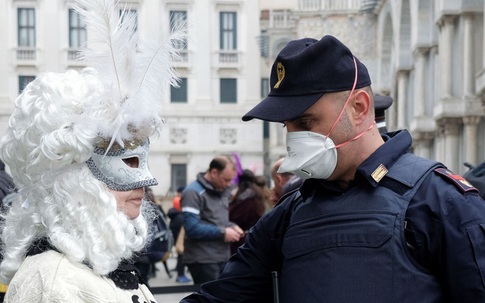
[8,251,155,302]
[7,251,109,302]
[434,168,479,194]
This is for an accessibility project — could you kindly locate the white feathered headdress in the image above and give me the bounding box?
[74,0,184,150]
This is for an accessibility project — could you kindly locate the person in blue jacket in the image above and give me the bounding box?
[180,35,485,302]
[181,156,244,286]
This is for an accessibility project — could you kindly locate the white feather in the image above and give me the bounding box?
[73,0,184,149]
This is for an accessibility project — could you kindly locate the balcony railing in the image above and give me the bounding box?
[16,47,36,60]
[270,10,294,28]
[218,50,239,64]
[298,0,363,12]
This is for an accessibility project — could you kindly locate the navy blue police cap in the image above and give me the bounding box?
[463,162,485,199]
[374,94,393,123]
[242,35,371,122]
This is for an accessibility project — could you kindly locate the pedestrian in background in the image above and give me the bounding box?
[374,94,393,134]
[172,186,184,212]
[229,169,266,254]
[181,35,485,302]
[463,162,485,199]
[168,186,192,283]
[181,156,244,286]
[255,175,273,212]
[134,187,174,287]
[269,158,296,205]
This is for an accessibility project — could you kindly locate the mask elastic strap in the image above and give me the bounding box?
[335,121,376,149]
[325,56,358,139]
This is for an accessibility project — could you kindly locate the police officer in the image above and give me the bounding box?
[180,35,485,302]
[464,162,485,199]
[374,94,393,134]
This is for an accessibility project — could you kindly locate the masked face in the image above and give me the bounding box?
[86,139,158,191]
[278,57,373,180]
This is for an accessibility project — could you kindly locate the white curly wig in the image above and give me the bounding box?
[0,0,184,284]
[0,70,153,284]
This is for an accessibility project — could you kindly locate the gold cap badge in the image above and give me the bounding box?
[274,62,285,89]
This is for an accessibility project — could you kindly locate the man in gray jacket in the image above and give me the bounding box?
[181,156,244,285]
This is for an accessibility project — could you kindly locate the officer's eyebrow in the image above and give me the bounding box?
[283,113,314,128]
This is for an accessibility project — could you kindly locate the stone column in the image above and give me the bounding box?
[435,121,446,164]
[442,117,461,171]
[463,13,475,97]
[413,132,434,159]
[463,116,482,166]
[438,16,455,99]
[413,47,427,118]
[483,3,485,74]
[397,70,408,129]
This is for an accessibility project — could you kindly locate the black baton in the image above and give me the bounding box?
[272,271,280,303]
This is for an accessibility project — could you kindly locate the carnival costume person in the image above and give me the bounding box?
[0,0,184,301]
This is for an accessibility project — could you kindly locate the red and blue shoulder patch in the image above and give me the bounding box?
[434,168,479,194]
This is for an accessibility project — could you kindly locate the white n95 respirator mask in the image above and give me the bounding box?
[278,131,338,180]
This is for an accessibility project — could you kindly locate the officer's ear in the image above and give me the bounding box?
[349,89,371,126]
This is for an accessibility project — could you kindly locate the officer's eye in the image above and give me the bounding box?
[295,118,313,130]
[122,157,139,168]
[285,116,313,130]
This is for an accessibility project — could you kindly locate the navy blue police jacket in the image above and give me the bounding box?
[181,130,485,303]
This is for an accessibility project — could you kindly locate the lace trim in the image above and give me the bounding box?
[108,260,146,290]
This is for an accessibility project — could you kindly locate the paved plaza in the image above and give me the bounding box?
[149,255,195,303]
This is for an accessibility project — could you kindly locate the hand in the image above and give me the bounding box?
[224,225,244,243]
